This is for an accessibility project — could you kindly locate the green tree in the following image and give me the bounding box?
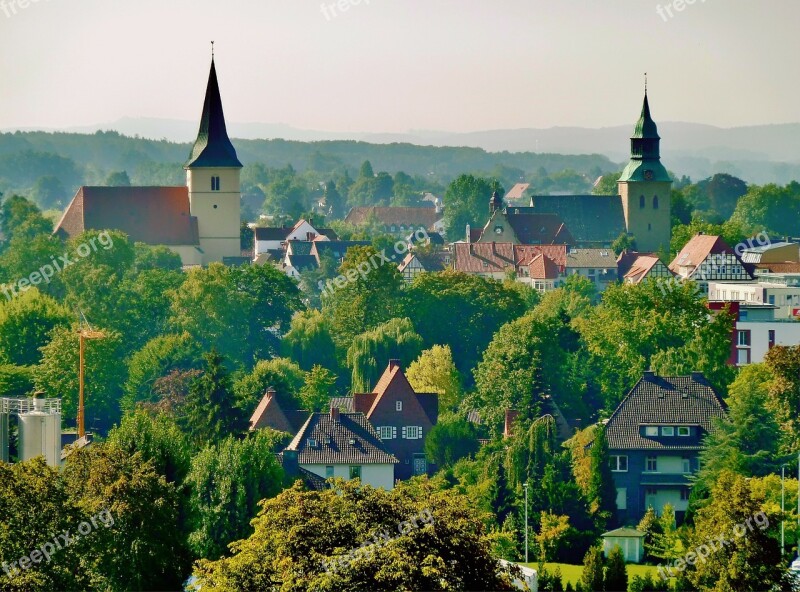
[346,317,423,392]
[232,357,305,414]
[104,170,131,186]
[0,288,70,366]
[636,507,664,562]
[0,195,53,241]
[185,431,286,561]
[281,309,338,372]
[299,365,338,411]
[406,345,462,412]
[682,471,786,592]
[424,417,480,468]
[184,350,245,446]
[106,409,192,484]
[193,479,516,591]
[729,181,800,236]
[579,545,604,592]
[442,174,501,241]
[62,443,191,591]
[587,426,617,529]
[603,545,628,592]
[31,175,67,209]
[122,333,201,413]
[591,171,622,195]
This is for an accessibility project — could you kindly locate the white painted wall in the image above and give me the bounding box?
[302,463,395,490]
[736,320,800,365]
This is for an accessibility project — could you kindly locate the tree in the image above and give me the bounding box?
[610,232,636,256]
[31,175,67,209]
[587,426,617,529]
[535,512,571,563]
[281,309,338,372]
[104,170,131,186]
[681,471,787,592]
[184,350,245,446]
[170,263,302,366]
[591,171,622,196]
[636,507,664,562]
[425,417,480,468]
[579,546,604,592]
[185,431,286,561]
[442,174,501,241]
[299,365,338,411]
[106,409,192,484]
[193,479,517,591]
[729,182,800,236]
[406,345,462,411]
[0,288,70,366]
[323,245,405,352]
[61,443,191,591]
[121,333,201,413]
[604,545,628,592]
[0,195,53,242]
[346,317,423,392]
[405,271,527,379]
[0,458,89,592]
[232,357,305,414]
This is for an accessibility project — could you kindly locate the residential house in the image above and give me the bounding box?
[605,371,727,524]
[282,407,398,490]
[253,219,338,261]
[709,280,800,319]
[617,252,674,284]
[333,360,438,481]
[669,234,754,296]
[452,242,567,286]
[397,251,448,283]
[741,241,799,265]
[310,240,372,266]
[477,198,575,246]
[565,248,618,293]
[344,206,442,236]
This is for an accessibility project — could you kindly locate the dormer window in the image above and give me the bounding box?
[644,426,658,436]
[661,426,674,436]
[678,426,690,437]
[211,176,221,191]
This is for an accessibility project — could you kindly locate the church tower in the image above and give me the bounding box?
[185,56,242,264]
[617,91,672,253]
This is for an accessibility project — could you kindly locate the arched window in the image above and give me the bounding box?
[653,195,659,209]
[639,195,645,208]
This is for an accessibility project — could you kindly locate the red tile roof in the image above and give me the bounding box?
[528,253,561,280]
[624,255,671,284]
[55,186,199,246]
[504,183,530,200]
[453,242,568,275]
[669,234,728,273]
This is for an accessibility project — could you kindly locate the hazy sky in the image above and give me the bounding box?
[1,0,797,133]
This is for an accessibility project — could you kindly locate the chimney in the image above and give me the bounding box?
[504,409,519,439]
[690,371,704,383]
[388,359,400,371]
[266,386,276,400]
[466,223,471,244]
[330,405,340,422]
[282,450,299,476]
[643,370,655,379]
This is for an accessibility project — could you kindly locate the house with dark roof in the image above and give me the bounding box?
[344,206,441,235]
[282,407,398,490]
[310,240,371,265]
[252,219,339,261]
[332,360,438,481]
[605,371,727,524]
[56,57,244,266]
[249,387,309,434]
[478,202,575,246]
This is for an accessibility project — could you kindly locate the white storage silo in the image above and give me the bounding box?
[19,398,61,467]
[0,410,8,463]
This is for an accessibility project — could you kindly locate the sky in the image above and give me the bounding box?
[0,0,798,134]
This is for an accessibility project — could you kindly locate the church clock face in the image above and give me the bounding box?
[643,169,654,180]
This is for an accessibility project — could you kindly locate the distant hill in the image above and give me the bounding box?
[5,119,800,184]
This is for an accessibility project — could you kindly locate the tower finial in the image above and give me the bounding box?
[644,72,647,94]
[211,40,215,60]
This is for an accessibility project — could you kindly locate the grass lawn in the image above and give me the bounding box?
[519,562,664,588]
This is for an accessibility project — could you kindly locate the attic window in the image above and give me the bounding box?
[678,427,690,436]
[323,436,332,445]
[307,438,318,448]
[644,426,658,436]
[349,438,358,446]
[396,401,403,411]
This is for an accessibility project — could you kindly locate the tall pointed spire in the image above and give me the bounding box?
[618,89,669,183]
[185,53,242,169]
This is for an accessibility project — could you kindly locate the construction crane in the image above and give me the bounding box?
[77,310,105,440]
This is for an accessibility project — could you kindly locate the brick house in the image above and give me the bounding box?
[332,360,438,481]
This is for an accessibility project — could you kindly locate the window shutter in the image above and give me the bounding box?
[402,426,407,439]
[392,427,397,439]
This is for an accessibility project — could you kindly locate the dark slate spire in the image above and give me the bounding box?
[618,91,670,183]
[185,58,243,169]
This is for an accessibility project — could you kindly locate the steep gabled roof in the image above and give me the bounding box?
[528,253,561,280]
[286,412,398,465]
[185,59,243,169]
[54,186,200,246]
[623,254,672,284]
[669,234,753,280]
[605,373,727,451]
[353,362,438,425]
[505,211,575,245]
[249,389,309,434]
[286,254,318,272]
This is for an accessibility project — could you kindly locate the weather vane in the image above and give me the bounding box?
[644,72,648,93]
[211,40,215,59]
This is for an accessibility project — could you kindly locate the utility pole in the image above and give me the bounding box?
[782,464,786,557]
[524,481,529,564]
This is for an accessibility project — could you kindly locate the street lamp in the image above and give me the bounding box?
[783,464,786,557]
[523,481,529,564]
